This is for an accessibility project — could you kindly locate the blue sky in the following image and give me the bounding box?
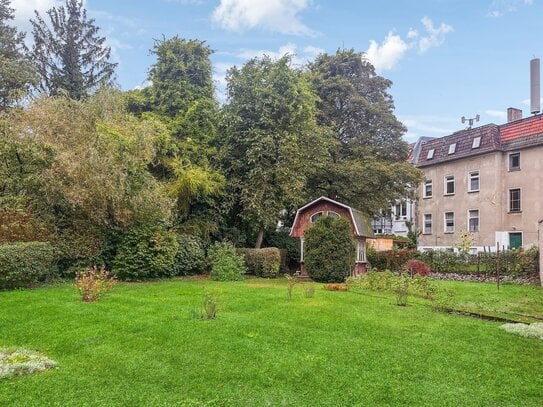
[12,0,543,142]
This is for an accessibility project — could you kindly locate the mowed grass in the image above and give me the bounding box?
[0,279,542,406]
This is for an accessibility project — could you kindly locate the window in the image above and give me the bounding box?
[328,211,340,218]
[509,232,522,249]
[423,180,433,198]
[357,241,366,262]
[427,149,435,159]
[468,209,479,232]
[395,201,407,219]
[444,175,455,195]
[423,214,432,234]
[444,212,454,233]
[509,188,521,212]
[472,136,481,149]
[310,212,323,223]
[448,143,456,154]
[468,171,480,192]
[509,152,520,171]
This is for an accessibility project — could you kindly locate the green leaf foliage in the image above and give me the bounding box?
[173,235,206,276]
[208,241,246,281]
[237,247,281,278]
[304,216,356,283]
[0,242,56,289]
[113,225,179,281]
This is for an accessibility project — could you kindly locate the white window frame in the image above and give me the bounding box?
[310,212,323,223]
[427,149,435,159]
[444,175,455,196]
[357,240,366,262]
[472,137,481,149]
[423,214,432,234]
[468,171,480,192]
[468,209,479,232]
[444,212,455,234]
[448,143,456,154]
[423,179,433,198]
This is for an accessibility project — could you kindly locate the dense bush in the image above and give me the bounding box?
[208,241,246,281]
[367,248,417,272]
[304,216,356,283]
[404,259,431,276]
[237,247,281,277]
[173,235,206,276]
[0,242,56,289]
[113,225,179,280]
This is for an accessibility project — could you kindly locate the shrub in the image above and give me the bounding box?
[392,274,409,306]
[0,242,56,289]
[286,274,296,299]
[113,225,179,280]
[237,247,281,278]
[404,259,431,277]
[264,229,300,270]
[201,293,218,320]
[208,241,246,281]
[368,248,417,272]
[75,266,117,302]
[304,216,356,283]
[173,235,206,276]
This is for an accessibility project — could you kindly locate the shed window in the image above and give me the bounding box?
[328,211,340,218]
[310,212,323,223]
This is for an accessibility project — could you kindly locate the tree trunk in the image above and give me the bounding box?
[255,227,264,249]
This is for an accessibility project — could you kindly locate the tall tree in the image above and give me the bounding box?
[221,55,327,248]
[307,49,422,214]
[126,37,223,236]
[0,0,37,110]
[30,0,116,100]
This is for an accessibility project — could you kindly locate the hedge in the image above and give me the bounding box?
[237,247,281,278]
[0,242,56,289]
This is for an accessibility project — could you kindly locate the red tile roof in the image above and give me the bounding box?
[500,114,543,143]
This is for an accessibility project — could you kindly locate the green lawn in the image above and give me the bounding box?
[1,279,542,406]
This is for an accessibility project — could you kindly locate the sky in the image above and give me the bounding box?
[10,0,543,142]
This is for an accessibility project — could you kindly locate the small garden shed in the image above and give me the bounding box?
[290,196,373,277]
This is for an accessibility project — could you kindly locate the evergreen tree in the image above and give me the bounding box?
[30,0,116,100]
[0,0,37,110]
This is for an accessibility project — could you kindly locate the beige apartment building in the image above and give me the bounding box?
[415,111,543,252]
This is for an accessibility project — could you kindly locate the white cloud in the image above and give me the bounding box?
[399,114,457,141]
[133,80,152,91]
[11,0,62,32]
[212,0,316,36]
[416,17,453,54]
[365,16,453,72]
[366,32,409,71]
[487,0,534,17]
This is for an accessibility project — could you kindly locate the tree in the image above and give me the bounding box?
[126,37,224,236]
[30,0,116,100]
[307,49,422,214]
[221,55,327,248]
[304,216,356,283]
[0,0,37,110]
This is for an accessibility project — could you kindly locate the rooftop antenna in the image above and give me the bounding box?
[461,114,480,129]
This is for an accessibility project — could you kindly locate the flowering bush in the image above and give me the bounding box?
[75,266,117,302]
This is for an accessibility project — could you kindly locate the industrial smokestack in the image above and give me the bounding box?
[530,58,540,114]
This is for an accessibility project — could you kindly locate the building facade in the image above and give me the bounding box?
[415,112,543,252]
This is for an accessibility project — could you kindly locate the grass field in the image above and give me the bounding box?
[1,278,542,406]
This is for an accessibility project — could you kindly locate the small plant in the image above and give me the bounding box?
[404,259,431,277]
[431,288,455,312]
[0,348,57,379]
[201,292,218,319]
[411,275,437,299]
[75,266,117,302]
[392,274,409,306]
[304,284,316,298]
[286,274,296,299]
[324,283,348,291]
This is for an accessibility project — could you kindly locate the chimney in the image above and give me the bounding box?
[530,58,541,114]
[507,107,523,122]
